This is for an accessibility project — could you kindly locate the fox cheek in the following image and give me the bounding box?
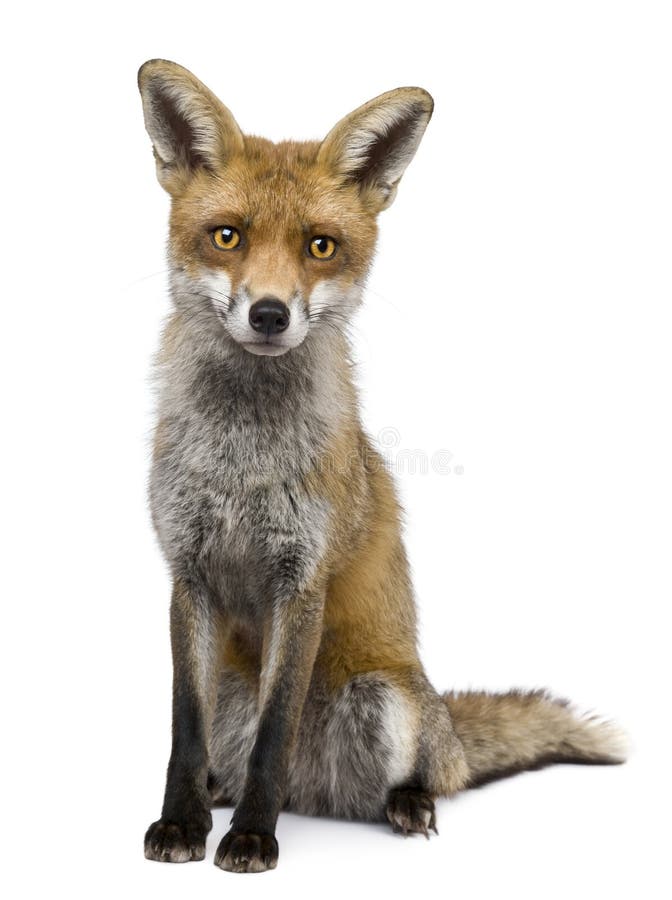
[195,270,234,317]
[308,281,363,319]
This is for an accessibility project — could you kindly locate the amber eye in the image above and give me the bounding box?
[308,236,337,260]
[211,226,241,250]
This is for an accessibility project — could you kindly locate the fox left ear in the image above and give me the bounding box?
[137,59,244,194]
[317,87,434,211]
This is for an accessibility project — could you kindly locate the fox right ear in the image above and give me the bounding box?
[317,87,434,212]
[137,59,244,194]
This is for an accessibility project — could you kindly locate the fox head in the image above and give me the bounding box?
[138,60,433,358]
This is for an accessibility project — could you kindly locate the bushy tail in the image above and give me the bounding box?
[443,689,628,787]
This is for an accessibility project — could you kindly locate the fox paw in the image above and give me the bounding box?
[144,819,209,862]
[386,788,438,838]
[214,830,279,873]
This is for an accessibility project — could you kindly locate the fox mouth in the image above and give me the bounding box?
[241,340,294,357]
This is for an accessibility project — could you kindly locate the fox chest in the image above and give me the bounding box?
[149,413,329,610]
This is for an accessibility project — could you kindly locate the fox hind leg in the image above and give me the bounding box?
[208,668,468,836]
[382,671,467,837]
[286,670,467,830]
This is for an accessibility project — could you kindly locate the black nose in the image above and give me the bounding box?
[249,298,290,335]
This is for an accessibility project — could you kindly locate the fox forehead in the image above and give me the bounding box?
[169,136,378,274]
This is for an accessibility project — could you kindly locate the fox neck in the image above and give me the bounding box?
[158,297,359,465]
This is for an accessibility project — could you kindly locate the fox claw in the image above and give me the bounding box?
[386,788,437,838]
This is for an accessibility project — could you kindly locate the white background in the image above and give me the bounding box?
[2,2,670,897]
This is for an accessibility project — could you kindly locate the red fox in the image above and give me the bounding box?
[138,59,627,874]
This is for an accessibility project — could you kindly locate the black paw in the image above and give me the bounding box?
[386,788,438,838]
[214,830,279,873]
[144,818,209,862]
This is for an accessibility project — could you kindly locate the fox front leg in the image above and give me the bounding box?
[215,585,325,873]
[145,579,222,862]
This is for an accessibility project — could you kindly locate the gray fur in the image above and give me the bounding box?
[150,289,344,612]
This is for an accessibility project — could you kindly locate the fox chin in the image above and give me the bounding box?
[138,59,627,874]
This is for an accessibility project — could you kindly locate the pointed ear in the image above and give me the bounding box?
[317,87,434,211]
[137,59,244,194]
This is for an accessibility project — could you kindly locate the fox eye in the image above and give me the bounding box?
[211,226,241,250]
[308,236,337,260]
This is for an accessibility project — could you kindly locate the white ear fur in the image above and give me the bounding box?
[137,59,244,193]
[317,87,434,210]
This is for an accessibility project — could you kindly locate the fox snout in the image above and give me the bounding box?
[226,285,308,357]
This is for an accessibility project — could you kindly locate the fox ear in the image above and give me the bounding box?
[137,59,244,193]
[317,87,434,211]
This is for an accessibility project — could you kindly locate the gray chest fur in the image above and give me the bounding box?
[150,336,336,616]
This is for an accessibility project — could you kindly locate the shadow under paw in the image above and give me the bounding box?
[386,788,438,838]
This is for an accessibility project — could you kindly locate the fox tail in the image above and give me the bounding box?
[443,688,628,787]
